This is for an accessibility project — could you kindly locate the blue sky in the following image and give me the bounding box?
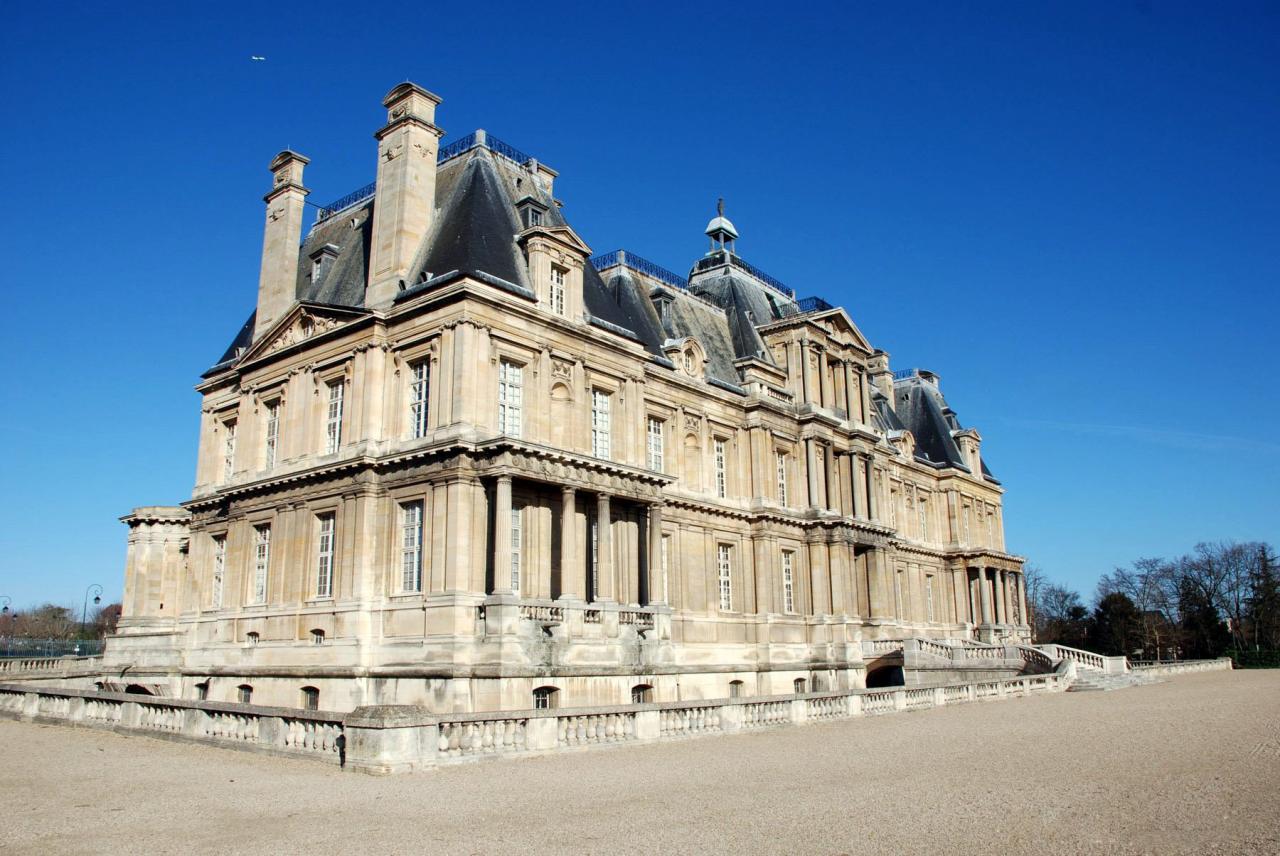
[1,1,1276,610]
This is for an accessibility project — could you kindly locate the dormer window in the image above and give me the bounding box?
[683,351,694,374]
[308,244,339,284]
[516,196,549,229]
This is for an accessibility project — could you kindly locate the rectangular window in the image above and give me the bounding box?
[589,512,599,600]
[714,438,727,498]
[211,536,226,609]
[926,575,936,622]
[510,504,523,594]
[400,502,423,593]
[410,361,430,439]
[252,525,271,604]
[325,380,344,454]
[782,551,795,614]
[717,544,733,612]
[264,402,279,468]
[918,500,927,541]
[591,389,611,459]
[962,503,970,544]
[498,360,523,436]
[986,507,994,546]
[775,451,788,506]
[315,513,335,599]
[222,420,237,482]
[894,569,904,618]
[550,267,566,316]
[647,417,664,472]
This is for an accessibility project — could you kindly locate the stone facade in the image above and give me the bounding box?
[108,82,1027,714]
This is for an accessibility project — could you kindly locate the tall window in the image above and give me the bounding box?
[647,417,664,472]
[925,575,936,622]
[717,544,733,612]
[264,402,279,468]
[510,504,523,594]
[549,266,566,316]
[410,361,430,439]
[237,685,253,704]
[782,551,795,614]
[252,525,271,604]
[986,507,994,546]
[315,513,335,598]
[591,389,611,459]
[775,451,789,505]
[589,512,599,600]
[325,380,344,454]
[211,535,226,609]
[222,420,237,482]
[400,502,423,592]
[301,686,319,711]
[498,360,522,436]
[918,499,927,541]
[894,569,904,618]
[962,503,971,544]
[713,439,727,498]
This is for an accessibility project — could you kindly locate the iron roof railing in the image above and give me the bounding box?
[892,368,919,380]
[795,296,834,314]
[590,250,690,291]
[691,251,796,298]
[314,181,376,220]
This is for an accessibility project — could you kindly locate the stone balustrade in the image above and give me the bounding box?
[0,656,103,678]
[1038,644,1128,675]
[1125,658,1232,676]
[0,684,345,763]
[1,673,1068,774]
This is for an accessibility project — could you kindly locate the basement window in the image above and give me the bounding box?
[532,686,559,710]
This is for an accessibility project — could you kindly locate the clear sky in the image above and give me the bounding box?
[1,1,1276,610]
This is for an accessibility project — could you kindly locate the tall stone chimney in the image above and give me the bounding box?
[255,150,310,339]
[366,82,444,308]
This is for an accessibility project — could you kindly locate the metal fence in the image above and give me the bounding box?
[0,638,104,658]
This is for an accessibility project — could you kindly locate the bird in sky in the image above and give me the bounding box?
[251,56,266,61]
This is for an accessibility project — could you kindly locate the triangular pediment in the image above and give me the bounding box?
[518,223,593,257]
[810,308,873,354]
[239,302,370,364]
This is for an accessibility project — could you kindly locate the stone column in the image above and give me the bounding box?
[647,503,666,605]
[858,367,872,424]
[978,567,993,625]
[864,457,877,522]
[558,487,580,600]
[805,439,819,509]
[1017,572,1028,626]
[595,493,614,602]
[493,476,513,594]
[819,353,835,409]
[994,569,1006,625]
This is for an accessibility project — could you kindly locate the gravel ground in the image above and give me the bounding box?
[2,670,1278,856]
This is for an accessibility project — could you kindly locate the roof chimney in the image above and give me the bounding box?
[254,150,309,339]
[366,82,443,308]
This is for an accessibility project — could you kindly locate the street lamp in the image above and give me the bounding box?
[0,595,10,615]
[80,584,103,641]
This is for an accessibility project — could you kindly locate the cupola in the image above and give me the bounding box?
[705,198,738,253]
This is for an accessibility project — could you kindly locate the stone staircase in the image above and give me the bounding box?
[1065,670,1158,692]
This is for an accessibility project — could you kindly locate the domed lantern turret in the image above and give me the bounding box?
[705,197,738,254]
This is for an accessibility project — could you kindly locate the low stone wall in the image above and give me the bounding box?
[0,656,103,679]
[1126,658,1232,676]
[1,673,1067,774]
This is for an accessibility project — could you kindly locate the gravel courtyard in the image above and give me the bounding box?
[2,670,1277,856]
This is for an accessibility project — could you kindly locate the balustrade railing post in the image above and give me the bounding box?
[343,706,438,775]
[892,689,907,711]
[120,701,142,728]
[634,708,661,740]
[720,703,743,733]
[789,698,808,725]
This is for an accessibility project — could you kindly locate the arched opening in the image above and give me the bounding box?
[124,684,154,696]
[237,684,253,704]
[301,686,320,711]
[194,682,209,701]
[93,682,105,692]
[532,686,559,710]
[793,678,807,695]
[245,631,260,646]
[310,629,325,645]
[630,684,654,704]
[728,680,744,699]
[865,665,905,688]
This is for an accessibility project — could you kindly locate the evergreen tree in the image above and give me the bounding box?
[1177,580,1230,659]
[1087,592,1143,656]
[1247,544,1280,650]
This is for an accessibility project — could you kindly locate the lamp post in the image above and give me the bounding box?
[80,584,103,641]
[0,595,10,615]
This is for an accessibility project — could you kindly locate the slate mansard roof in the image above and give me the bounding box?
[212,131,997,482]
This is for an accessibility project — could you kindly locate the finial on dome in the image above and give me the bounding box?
[705,198,738,253]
